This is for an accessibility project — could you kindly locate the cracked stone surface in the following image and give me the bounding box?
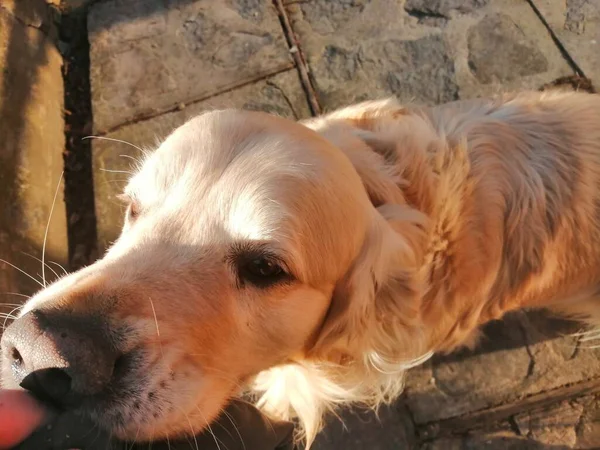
[92,69,310,253]
[514,398,584,447]
[404,0,490,19]
[88,0,294,133]
[313,404,417,450]
[404,310,600,425]
[530,0,600,89]
[467,13,549,84]
[286,0,572,112]
[422,394,600,449]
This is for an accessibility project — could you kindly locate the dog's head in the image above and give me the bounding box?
[1,108,427,443]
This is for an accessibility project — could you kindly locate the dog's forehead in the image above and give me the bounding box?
[131,110,330,193]
[126,110,345,242]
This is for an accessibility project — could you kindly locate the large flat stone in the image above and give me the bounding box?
[530,0,600,89]
[0,4,68,313]
[93,69,310,253]
[286,0,573,112]
[404,311,600,425]
[314,404,416,450]
[88,0,294,133]
[422,394,600,449]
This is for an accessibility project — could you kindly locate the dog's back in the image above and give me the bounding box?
[308,91,600,349]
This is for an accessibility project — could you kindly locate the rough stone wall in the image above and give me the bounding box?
[0,0,68,318]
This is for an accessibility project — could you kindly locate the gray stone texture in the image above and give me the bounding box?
[286,0,573,112]
[422,394,600,449]
[314,404,417,450]
[92,69,310,253]
[531,0,600,89]
[467,13,549,84]
[405,311,600,424]
[88,0,295,133]
[0,0,68,316]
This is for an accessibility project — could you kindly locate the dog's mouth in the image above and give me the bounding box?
[0,308,244,444]
[15,366,208,444]
[5,388,297,450]
[3,358,158,438]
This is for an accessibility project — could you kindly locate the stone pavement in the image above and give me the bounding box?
[87,0,599,448]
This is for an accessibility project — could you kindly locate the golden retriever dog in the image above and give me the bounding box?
[2,90,600,447]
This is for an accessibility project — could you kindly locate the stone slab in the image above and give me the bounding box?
[313,404,416,450]
[422,394,600,449]
[285,0,573,112]
[404,311,600,425]
[530,0,600,89]
[0,4,68,313]
[92,69,310,253]
[88,0,294,133]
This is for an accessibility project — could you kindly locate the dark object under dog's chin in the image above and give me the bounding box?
[13,399,297,450]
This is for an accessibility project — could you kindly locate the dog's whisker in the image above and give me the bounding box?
[220,408,246,450]
[0,258,44,288]
[119,154,145,172]
[0,313,18,319]
[570,328,600,336]
[48,260,69,276]
[42,171,64,287]
[0,292,30,299]
[194,406,222,450]
[0,303,24,311]
[211,409,236,445]
[177,408,201,450]
[21,252,60,280]
[2,305,24,329]
[148,296,167,366]
[100,168,135,175]
[83,135,145,153]
[127,426,141,450]
[119,153,141,162]
[149,296,161,338]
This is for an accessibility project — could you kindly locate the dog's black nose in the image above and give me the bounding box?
[1,310,119,407]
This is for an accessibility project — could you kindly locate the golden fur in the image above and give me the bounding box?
[8,90,600,447]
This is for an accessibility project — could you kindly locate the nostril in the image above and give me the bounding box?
[112,354,128,378]
[21,368,73,407]
[11,347,23,367]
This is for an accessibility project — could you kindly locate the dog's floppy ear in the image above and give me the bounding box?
[310,203,429,366]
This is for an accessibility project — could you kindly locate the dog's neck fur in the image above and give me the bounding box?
[304,96,600,353]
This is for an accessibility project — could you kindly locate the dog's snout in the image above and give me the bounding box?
[1,310,120,407]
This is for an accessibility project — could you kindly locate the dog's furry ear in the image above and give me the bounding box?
[253,205,429,448]
[310,203,429,366]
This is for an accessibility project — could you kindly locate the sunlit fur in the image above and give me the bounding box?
[11,90,600,447]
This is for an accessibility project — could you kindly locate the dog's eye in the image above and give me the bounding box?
[240,257,286,287]
[127,202,141,221]
[118,194,141,223]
